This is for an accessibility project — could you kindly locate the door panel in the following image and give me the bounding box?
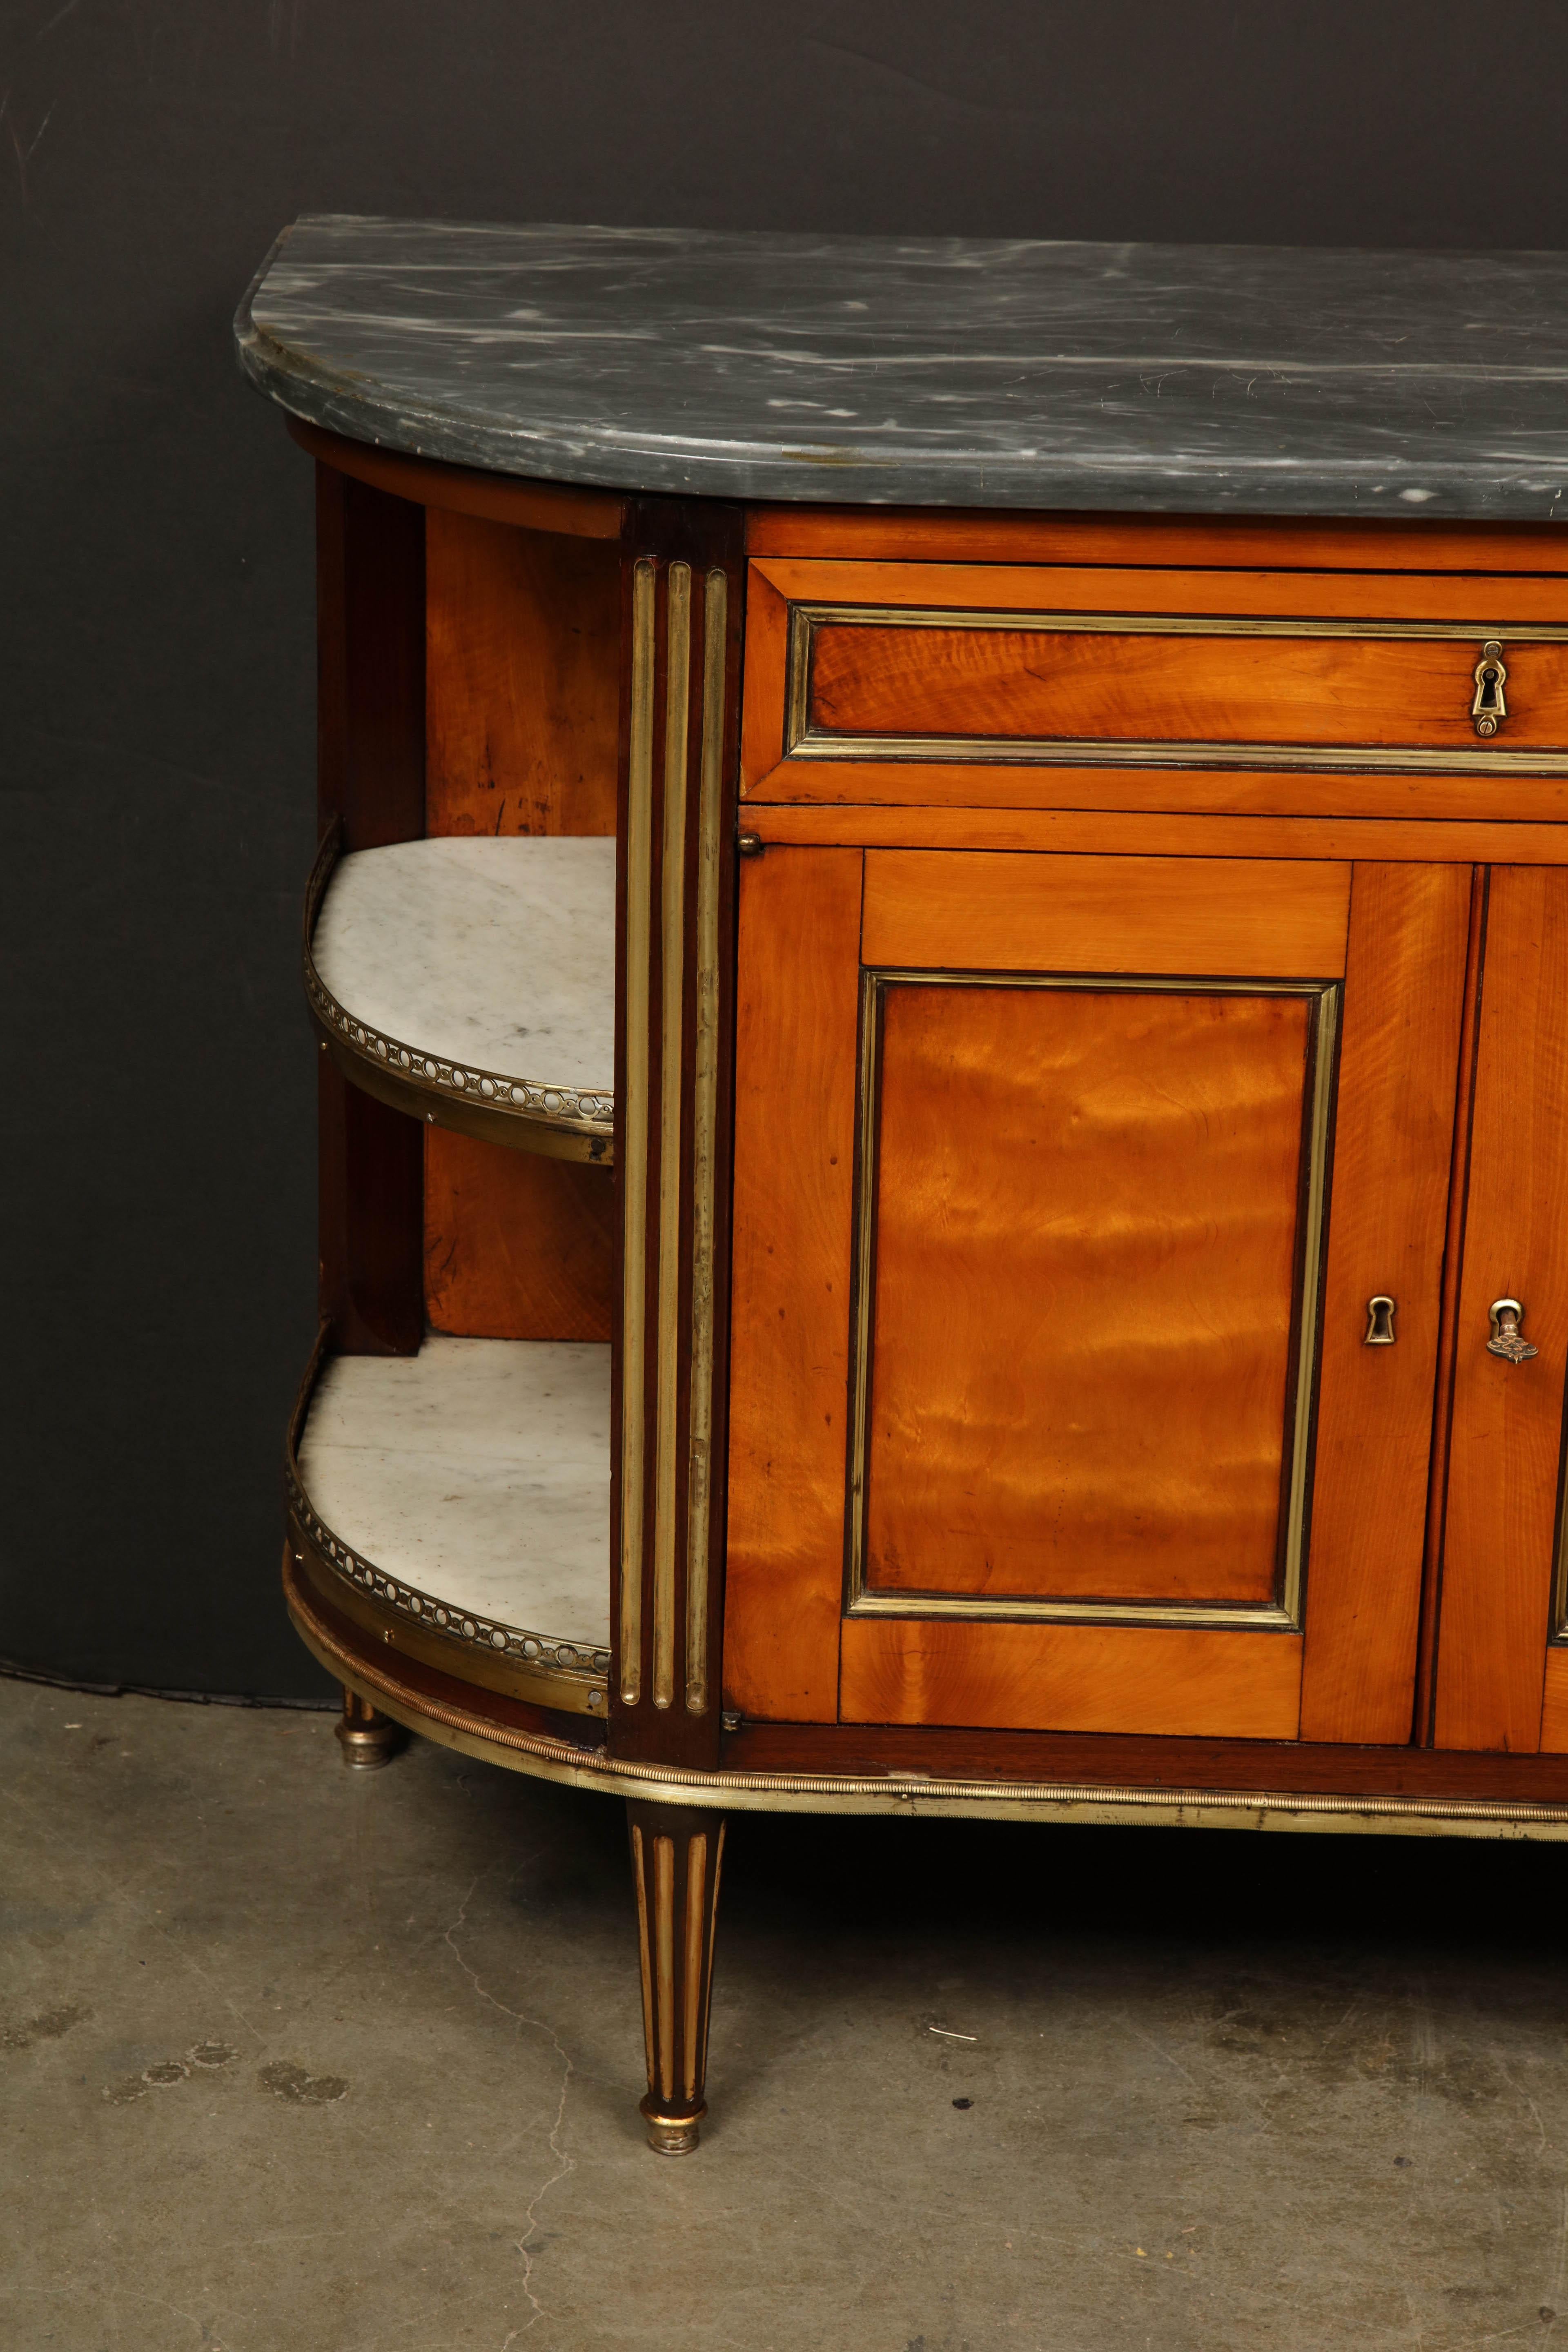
[1435,867,1568,1752]
[724,844,1466,1741]
[1299,864,1476,1742]
[860,980,1321,1614]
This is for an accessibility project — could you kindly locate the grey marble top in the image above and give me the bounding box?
[236,217,1568,519]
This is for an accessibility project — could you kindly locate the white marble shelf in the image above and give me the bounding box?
[294,1336,611,1677]
[307,835,615,1152]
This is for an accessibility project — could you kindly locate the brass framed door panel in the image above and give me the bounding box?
[852,972,1335,1626]
[1435,866,1568,1753]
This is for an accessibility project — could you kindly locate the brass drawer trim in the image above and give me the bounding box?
[288,1557,1568,1844]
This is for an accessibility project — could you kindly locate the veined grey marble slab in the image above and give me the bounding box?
[298,1338,610,1649]
[236,216,1568,519]
[311,837,614,1099]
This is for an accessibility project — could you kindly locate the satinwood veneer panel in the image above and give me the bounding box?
[1436,866,1568,1752]
[865,982,1312,1608]
[425,1129,613,1342]
[809,624,1568,756]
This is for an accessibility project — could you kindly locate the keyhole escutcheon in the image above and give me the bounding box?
[1472,641,1508,738]
[1364,1295,1396,1346]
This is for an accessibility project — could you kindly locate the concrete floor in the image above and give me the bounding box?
[5,1683,1568,2352]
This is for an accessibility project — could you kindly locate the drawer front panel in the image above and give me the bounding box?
[741,560,1568,811]
[809,619,1568,758]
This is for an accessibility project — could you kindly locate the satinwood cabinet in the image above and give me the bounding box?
[237,220,1568,2153]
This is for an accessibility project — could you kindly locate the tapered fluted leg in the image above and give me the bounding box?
[334,1686,399,1769]
[626,1801,727,2153]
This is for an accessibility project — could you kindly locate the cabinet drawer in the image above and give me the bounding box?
[741,559,1568,813]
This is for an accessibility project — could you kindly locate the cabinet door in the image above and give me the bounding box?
[725,849,1471,1740]
[1436,867,1568,1753]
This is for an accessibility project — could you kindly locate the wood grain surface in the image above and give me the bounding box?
[864,980,1312,1606]
[839,1618,1302,1737]
[426,509,619,838]
[1298,864,1474,1742]
[862,851,1351,978]
[810,624,1568,755]
[1435,866,1568,1752]
[424,1129,614,1340]
[722,848,864,1722]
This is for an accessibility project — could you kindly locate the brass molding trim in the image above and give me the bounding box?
[782,603,1568,779]
[283,1341,609,1715]
[619,559,658,1704]
[653,561,693,1710]
[285,1559,1568,1844]
[302,823,615,1163]
[684,567,728,1716]
[844,968,1339,1633]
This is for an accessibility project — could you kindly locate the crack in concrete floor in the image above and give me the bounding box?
[5,1678,1568,2351]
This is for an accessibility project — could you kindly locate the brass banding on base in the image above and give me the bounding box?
[285,1556,1568,1844]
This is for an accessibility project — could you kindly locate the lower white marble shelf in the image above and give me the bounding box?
[291,1336,612,1694]
[306,835,616,1158]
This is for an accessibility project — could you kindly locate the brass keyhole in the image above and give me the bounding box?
[1472,641,1508,738]
[1364,1295,1396,1346]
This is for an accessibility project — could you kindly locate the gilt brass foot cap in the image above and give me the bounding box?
[335,1717,398,1770]
[641,2099,704,2155]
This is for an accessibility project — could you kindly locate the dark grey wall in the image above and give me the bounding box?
[4,0,1567,1698]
